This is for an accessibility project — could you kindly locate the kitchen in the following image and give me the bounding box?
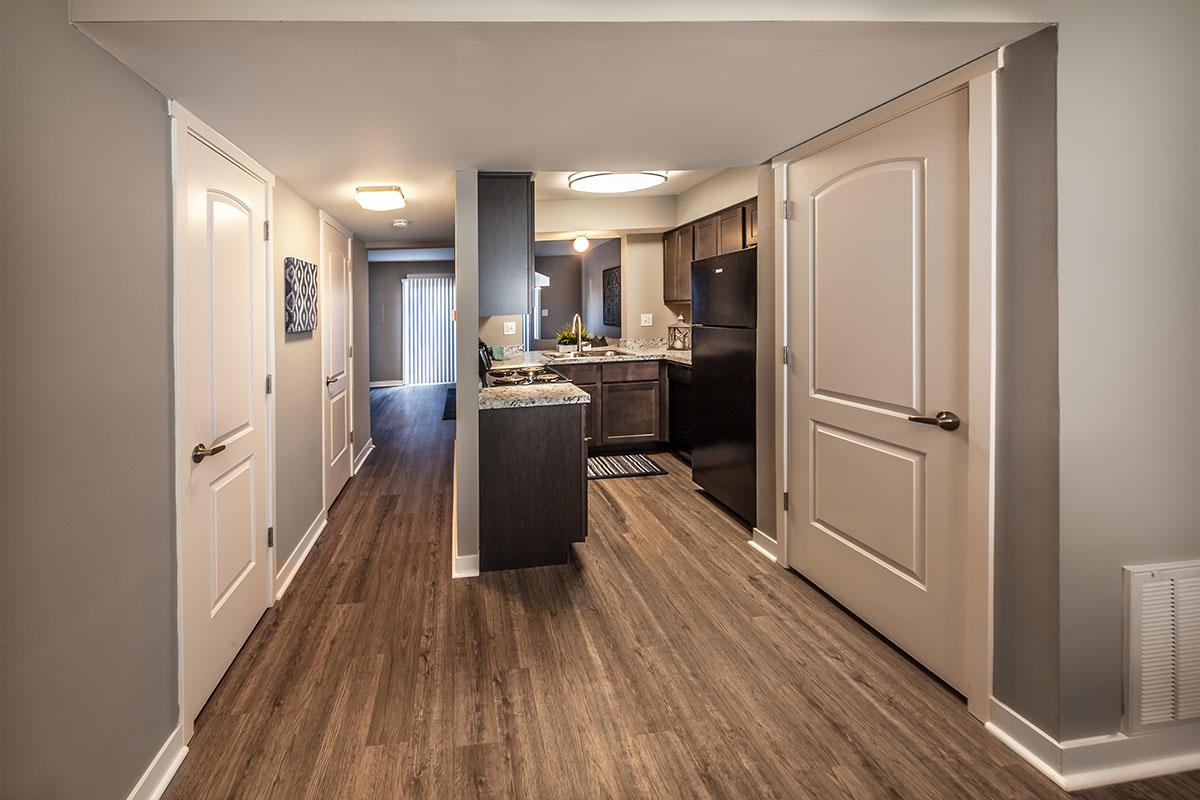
[472,169,761,572]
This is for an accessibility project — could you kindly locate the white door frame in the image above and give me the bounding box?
[168,101,278,743]
[318,210,356,512]
[771,51,999,720]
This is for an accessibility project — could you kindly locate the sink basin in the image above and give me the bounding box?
[543,348,633,360]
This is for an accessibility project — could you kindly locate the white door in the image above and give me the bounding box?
[322,217,353,506]
[179,125,272,721]
[785,89,970,691]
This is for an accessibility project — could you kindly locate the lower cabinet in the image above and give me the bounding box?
[600,381,659,446]
[576,382,601,445]
[667,363,693,452]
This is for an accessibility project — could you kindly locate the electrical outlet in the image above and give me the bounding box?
[541,308,549,317]
[503,320,517,335]
[640,313,653,327]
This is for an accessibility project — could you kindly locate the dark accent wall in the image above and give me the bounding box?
[992,26,1061,737]
[535,254,583,338]
[368,260,456,382]
[0,1,177,797]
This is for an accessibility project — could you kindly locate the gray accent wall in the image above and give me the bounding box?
[582,238,621,339]
[272,183,325,568]
[369,260,455,383]
[534,254,583,337]
[992,26,1062,738]
[0,2,177,798]
[352,237,373,453]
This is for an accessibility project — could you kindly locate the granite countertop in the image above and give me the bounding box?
[477,346,692,410]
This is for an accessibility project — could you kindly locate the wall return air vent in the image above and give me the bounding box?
[1124,560,1200,734]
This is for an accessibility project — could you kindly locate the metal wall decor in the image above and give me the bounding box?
[602,266,621,328]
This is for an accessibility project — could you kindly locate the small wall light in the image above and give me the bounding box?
[573,235,590,253]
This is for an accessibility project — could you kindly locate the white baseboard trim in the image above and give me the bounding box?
[352,438,375,474]
[274,510,328,601]
[987,697,1200,791]
[453,553,479,579]
[126,724,187,800]
[369,380,406,388]
[748,528,779,563]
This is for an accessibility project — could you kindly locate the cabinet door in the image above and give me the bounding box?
[694,216,718,262]
[669,376,693,451]
[601,380,659,445]
[745,199,758,246]
[478,172,534,317]
[718,206,744,254]
[576,382,601,446]
[662,229,679,302]
[676,225,694,303]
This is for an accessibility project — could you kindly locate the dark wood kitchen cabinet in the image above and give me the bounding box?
[693,215,718,261]
[576,382,601,445]
[600,381,659,445]
[745,199,758,246]
[478,171,534,317]
[718,206,744,254]
[662,224,693,303]
[667,362,693,453]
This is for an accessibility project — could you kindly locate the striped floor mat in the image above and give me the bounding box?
[587,454,668,480]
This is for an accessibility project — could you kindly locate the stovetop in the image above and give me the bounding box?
[485,364,570,387]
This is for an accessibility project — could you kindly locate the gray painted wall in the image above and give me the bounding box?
[992,27,1062,738]
[0,2,177,798]
[272,182,325,567]
[582,238,621,339]
[535,254,583,337]
[368,260,455,383]
[352,236,373,454]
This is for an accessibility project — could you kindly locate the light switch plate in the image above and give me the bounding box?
[640,313,653,327]
[541,309,549,317]
[503,320,517,335]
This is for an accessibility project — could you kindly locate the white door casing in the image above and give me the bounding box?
[173,105,274,734]
[321,214,353,507]
[784,89,971,692]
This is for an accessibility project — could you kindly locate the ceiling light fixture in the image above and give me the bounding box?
[567,171,668,194]
[391,218,410,228]
[573,235,590,253]
[355,185,406,211]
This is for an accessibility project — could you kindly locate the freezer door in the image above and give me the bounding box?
[691,248,757,329]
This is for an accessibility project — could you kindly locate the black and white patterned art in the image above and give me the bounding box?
[284,257,318,333]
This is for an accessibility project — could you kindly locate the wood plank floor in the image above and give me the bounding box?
[164,384,1199,799]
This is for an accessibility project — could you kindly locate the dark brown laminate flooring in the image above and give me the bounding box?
[163,384,1199,799]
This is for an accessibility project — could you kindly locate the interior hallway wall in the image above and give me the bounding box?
[535,254,583,337]
[674,165,758,225]
[272,182,326,569]
[619,235,673,340]
[582,238,622,339]
[352,237,373,458]
[368,259,455,382]
[0,2,177,798]
[754,166,776,542]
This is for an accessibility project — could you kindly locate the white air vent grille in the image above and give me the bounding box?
[1125,562,1200,734]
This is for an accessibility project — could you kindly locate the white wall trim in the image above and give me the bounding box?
[453,553,480,579]
[749,528,779,563]
[369,379,406,388]
[352,437,375,474]
[987,697,1200,791]
[124,725,187,800]
[274,510,328,601]
[318,209,352,238]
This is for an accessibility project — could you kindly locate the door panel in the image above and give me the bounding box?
[786,89,969,691]
[180,128,271,722]
[322,218,352,506]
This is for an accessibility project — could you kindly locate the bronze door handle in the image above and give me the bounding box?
[191,443,227,463]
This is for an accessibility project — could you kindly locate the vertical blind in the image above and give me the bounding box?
[401,274,457,385]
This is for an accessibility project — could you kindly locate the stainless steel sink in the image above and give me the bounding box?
[542,348,634,360]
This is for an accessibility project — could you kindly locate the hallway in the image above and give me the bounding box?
[163,385,1199,799]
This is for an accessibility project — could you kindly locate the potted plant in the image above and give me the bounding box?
[555,323,592,352]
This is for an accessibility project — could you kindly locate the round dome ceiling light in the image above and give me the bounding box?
[573,235,590,253]
[567,171,668,194]
[355,185,406,211]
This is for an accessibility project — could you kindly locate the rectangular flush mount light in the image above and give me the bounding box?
[355,185,406,211]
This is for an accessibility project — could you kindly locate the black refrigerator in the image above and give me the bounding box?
[691,248,757,526]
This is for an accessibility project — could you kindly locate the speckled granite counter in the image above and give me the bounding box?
[478,347,691,410]
[478,382,591,411]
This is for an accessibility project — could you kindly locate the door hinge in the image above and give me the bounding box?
[781,345,790,365]
[263,220,270,241]
[781,200,796,221]
[265,374,273,394]
[782,492,790,511]
[348,345,353,358]
[350,430,354,444]
[267,526,274,547]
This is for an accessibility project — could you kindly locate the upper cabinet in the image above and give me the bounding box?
[478,171,534,318]
[662,197,757,304]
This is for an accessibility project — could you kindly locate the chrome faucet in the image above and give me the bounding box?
[570,313,585,354]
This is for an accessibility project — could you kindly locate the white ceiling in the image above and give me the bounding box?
[79,20,1040,243]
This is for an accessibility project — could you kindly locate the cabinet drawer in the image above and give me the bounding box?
[550,362,600,383]
[602,360,659,383]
